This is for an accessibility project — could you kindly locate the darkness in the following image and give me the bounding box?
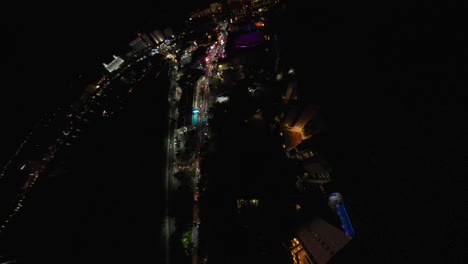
[0,1,465,263]
[281,2,465,263]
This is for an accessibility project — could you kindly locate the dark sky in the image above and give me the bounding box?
[0,1,465,263]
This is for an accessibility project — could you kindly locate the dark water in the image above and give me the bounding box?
[4,72,169,263]
[0,4,194,263]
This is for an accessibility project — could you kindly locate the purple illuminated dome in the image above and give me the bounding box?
[234,32,265,48]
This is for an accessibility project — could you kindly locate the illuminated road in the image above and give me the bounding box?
[187,22,229,264]
[162,60,179,264]
[159,21,229,264]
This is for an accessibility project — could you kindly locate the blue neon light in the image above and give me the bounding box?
[336,202,355,238]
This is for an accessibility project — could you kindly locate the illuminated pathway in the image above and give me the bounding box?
[161,21,228,264]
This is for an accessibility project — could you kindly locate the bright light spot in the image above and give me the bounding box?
[250,199,259,207]
[216,96,229,103]
[20,164,26,170]
[288,68,295,75]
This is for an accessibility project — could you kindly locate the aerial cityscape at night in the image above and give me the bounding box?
[0,1,463,263]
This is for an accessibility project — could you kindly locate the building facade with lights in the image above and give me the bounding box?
[288,217,352,264]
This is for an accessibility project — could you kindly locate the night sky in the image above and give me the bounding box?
[1,1,465,263]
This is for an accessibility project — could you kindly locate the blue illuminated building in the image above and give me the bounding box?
[328,192,356,238]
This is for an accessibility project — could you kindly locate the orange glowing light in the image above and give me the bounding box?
[255,21,265,27]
